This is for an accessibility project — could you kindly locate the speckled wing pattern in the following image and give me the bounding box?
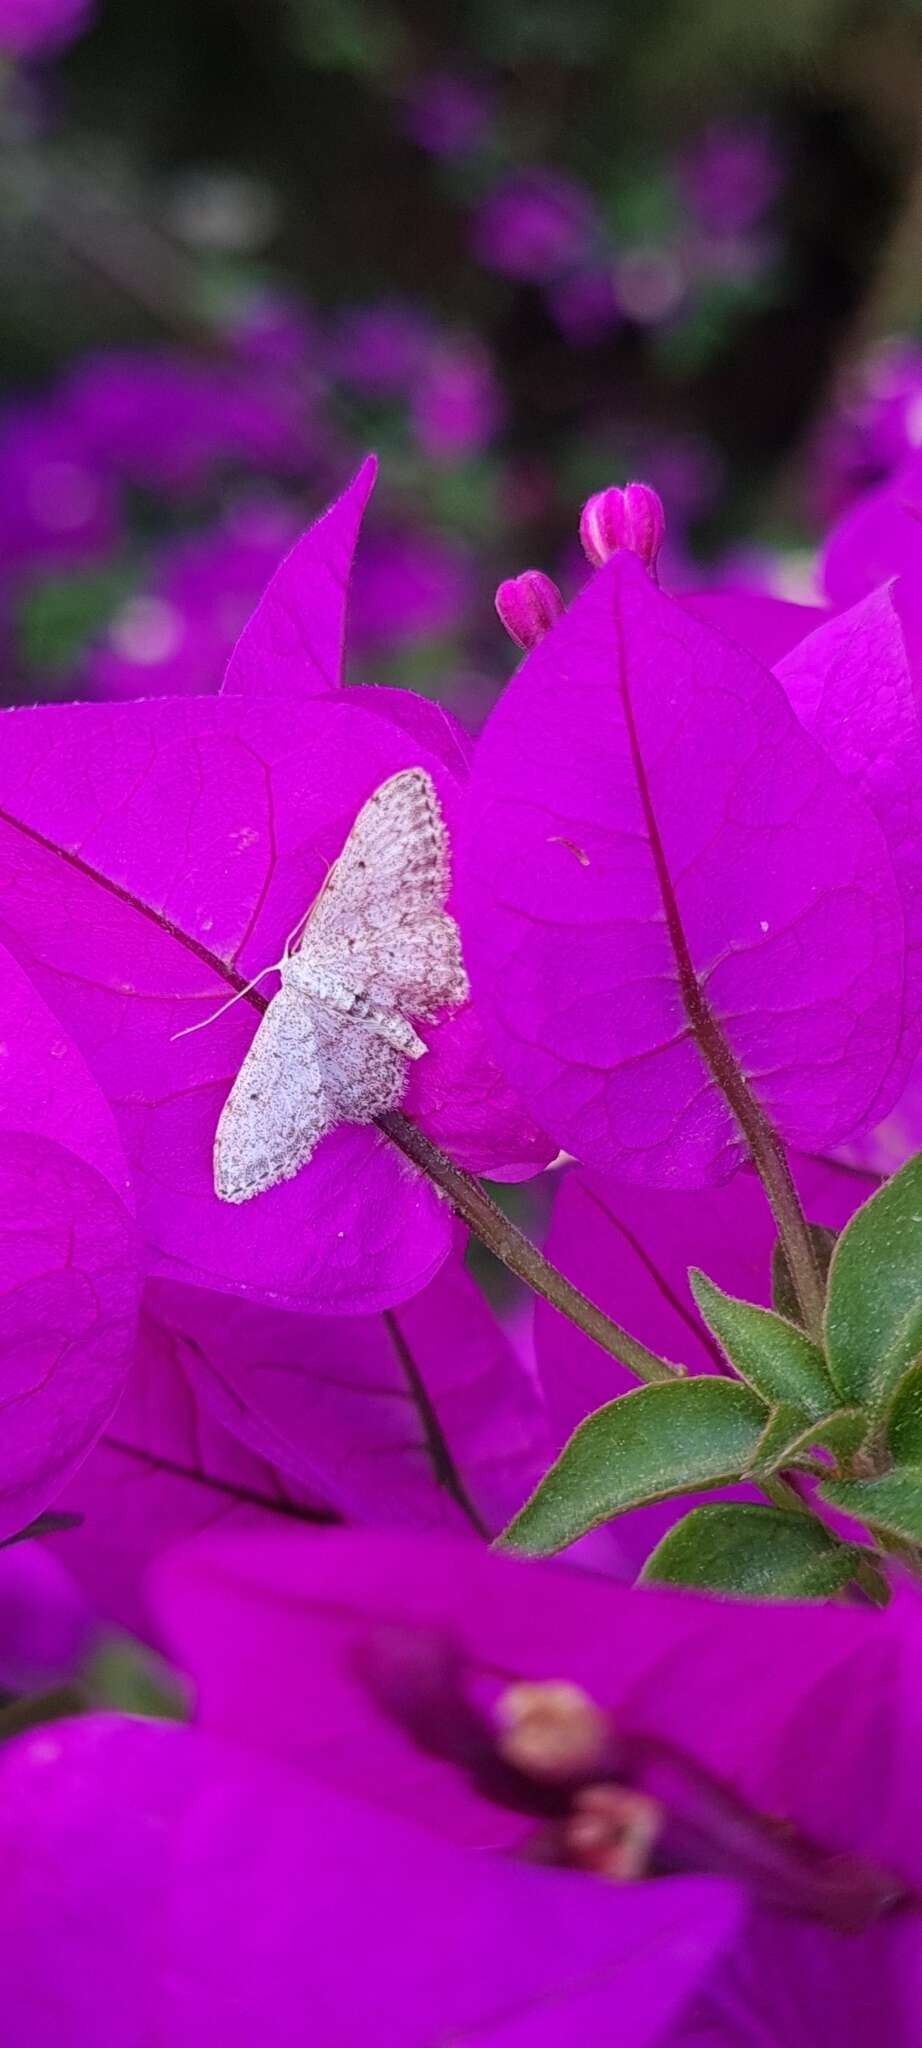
[294,764,467,1032]
[214,768,468,1203]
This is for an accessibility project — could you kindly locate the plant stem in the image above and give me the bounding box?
[759,1473,814,1515]
[379,1111,682,1386]
[727,1113,826,1344]
[850,1554,893,1609]
[660,968,826,1343]
[680,978,826,1339]
[17,150,218,351]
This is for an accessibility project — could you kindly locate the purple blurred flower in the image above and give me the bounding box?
[349,528,474,650]
[0,1700,737,2044]
[0,0,92,56]
[410,339,501,461]
[63,348,313,492]
[228,289,323,380]
[645,433,722,524]
[131,1525,922,2040]
[613,245,687,326]
[811,343,922,521]
[83,507,299,702]
[472,170,595,283]
[547,265,623,346]
[333,303,433,399]
[679,120,783,237]
[0,403,117,584]
[403,71,494,159]
[10,1521,921,2040]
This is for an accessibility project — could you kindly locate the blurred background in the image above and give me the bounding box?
[0,0,920,718]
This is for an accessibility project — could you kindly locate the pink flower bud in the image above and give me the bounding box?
[579,481,665,577]
[494,569,565,650]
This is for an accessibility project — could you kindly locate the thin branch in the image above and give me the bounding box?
[22,154,219,352]
[380,1113,682,1386]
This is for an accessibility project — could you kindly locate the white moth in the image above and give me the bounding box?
[212,766,468,1203]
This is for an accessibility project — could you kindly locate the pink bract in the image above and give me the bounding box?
[222,457,377,699]
[458,552,907,1185]
[0,941,140,1540]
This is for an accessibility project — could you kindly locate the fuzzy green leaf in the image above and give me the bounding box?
[886,1358,922,1463]
[640,1503,863,1601]
[783,1408,868,1465]
[689,1270,836,1416]
[500,1378,767,1558]
[824,1154,922,1408]
[818,1360,922,1545]
[818,1472,922,1546]
[743,1402,811,1476]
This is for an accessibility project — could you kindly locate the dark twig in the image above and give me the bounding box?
[380,1113,682,1386]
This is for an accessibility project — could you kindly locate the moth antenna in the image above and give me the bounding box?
[171,960,283,1041]
[172,903,315,1042]
[284,908,310,955]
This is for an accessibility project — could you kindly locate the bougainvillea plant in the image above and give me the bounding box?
[0,448,920,1623]
[2,431,922,2039]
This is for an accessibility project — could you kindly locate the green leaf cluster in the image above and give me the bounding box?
[500,1155,922,1604]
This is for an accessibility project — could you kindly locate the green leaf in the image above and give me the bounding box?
[818,1472,922,1546]
[83,1635,188,1722]
[743,1402,812,1476]
[771,1225,837,1325]
[886,1357,922,1463]
[738,1401,868,1479]
[640,1504,863,1601]
[783,1408,868,1465]
[689,1270,836,1416]
[824,1153,922,1407]
[817,1361,922,1545]
[499,1379,767,1558]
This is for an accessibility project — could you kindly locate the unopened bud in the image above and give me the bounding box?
[579,481,665,577]
[495,569,565,650]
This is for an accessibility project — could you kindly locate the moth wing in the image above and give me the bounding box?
[301,767,468,1019]
[214,984,408,1204]
[310,1001,407,1122]
[214,985,330,1204]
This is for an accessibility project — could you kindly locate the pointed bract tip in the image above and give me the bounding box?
[495,569,565,651]
[579,481,665,577]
